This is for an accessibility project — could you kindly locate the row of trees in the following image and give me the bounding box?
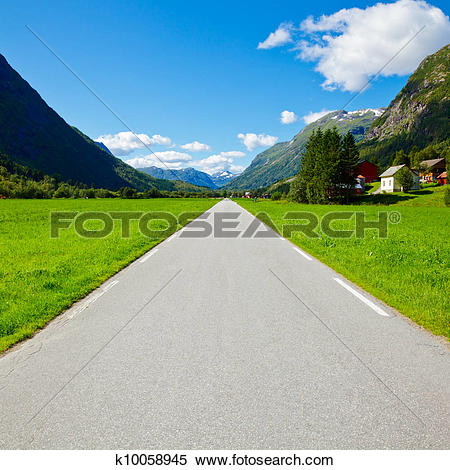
[0,169,221,200]
[388,140,449,170]
[0,172,228,199]
[0,153,232,199]
[289,128,359,204]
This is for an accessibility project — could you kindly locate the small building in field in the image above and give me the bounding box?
[420,158,446,182]
[354,175,365,194]
[353,160,378,183]
[437,171,447,185]
[380,165,419,193]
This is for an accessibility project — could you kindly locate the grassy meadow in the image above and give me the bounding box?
[0,198,216,353]
[361,183,447,207]
[237,198,450,338]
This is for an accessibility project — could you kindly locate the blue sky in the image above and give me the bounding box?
[1,0,449,174]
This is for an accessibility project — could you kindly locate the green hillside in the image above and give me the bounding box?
[0,152,203,198]
[0,54,199,192]
[225,109,383,190]
[360,44,450,165]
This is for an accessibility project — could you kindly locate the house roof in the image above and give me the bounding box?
[420,158,445,168]
[356,159,377,166]
[380,165,406,177]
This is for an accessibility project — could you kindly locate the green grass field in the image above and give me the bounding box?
[0,198,216,353]
[361,183,446,207]
[237,198,450,338]
[365,181,380,194]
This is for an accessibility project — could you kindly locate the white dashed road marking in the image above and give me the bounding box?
[293,247,312,261]
[333,277,390,317]
[139,249,158,263]
[68,280,119,319]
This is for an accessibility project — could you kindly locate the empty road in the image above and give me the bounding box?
[0,199,449,449]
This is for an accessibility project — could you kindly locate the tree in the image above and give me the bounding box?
[416,145,438,162]
[408,145,420,168]
[396,167,414,192]
[393,150,410,166]
[271,191,282,201]
[119,187,137,198]
[143,188,162,198]
[289,128,359,204]
[312,128,341,203]
[289,129,323,203]
[54,183,73,198]
[339,132,359,203]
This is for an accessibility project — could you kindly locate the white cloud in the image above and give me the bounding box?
[192,154,245,175]
[237,133,278,151]
[297,0,450,91]
[126,151,192,169]
[219,151,246,158]
[96,131,172,156]
[180,141,211,152]
[280,110,298,124]
[229,164,245,174]
[258,23,293,49]
[302,109,334,124]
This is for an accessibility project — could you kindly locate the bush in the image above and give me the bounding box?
[143,188,162,198]
[271,191,282,201]
[53,184,74,198]
[445,186,450,207]
[118,187,137,198]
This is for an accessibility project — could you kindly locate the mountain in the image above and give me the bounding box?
[360,44,449,165]
[0,54,200,192]
[211,170,238,188]
[137,166,217,189]
[95,141,113,154]
[225,108,384,190]
[137,166,241,189]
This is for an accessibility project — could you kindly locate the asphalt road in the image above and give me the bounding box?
[0,199,449,449]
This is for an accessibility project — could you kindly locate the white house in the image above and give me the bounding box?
[379,165,420,193]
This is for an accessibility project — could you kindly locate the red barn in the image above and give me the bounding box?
[353,160,378,183]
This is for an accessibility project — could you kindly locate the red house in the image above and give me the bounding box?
[437,171,447,185]
[353,160,378,183]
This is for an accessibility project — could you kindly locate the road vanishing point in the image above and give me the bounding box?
[0,199,449,449]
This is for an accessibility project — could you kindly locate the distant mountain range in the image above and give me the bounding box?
[225,108,384,190]
[0,54,200,192]
[210,170,236,187]
[137,166,216,188]
[136,166,238,189]
[360,43,449,165]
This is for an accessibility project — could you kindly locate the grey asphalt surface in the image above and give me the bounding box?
[0,199,449,449]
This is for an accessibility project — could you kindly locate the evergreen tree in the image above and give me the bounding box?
[289,128,360,204]
[340,132,359,203]
[312,128,341,203]
[393,150,410,166]
[290,129,323,203]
